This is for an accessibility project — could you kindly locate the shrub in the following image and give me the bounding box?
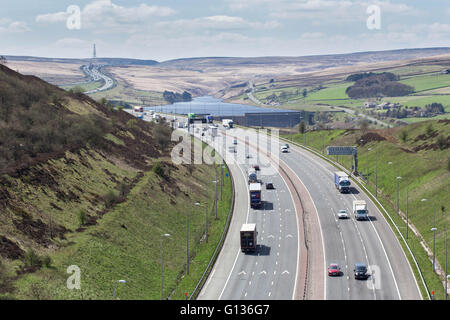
[78,210,86,226]
[152,161,165,178]
[437,134,447,150]
[103,191,119,209]
[400,130,408,142]
[42,255,52,268]
[23,249,42,268]
[426,123,434,137]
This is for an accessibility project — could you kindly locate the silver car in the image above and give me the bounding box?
[338,209,348,219]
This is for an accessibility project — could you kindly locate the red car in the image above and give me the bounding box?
[328,263,341,276]
[253,165,260,171]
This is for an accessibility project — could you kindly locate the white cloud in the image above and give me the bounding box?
[156,15,279,34]
[0,21,30,33]
[36,0,176,30]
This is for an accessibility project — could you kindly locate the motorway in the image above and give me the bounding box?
[254,131,422,300]
[192,127,300,300]
[82,65,114,94]
[135,112,422,300]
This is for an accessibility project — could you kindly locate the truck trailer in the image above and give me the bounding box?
[222,119,234,128]
[240,223,257,252]
[334,171,351,193]
[353,200,368,220]
[248,168,258,184]
[249,183,262,209]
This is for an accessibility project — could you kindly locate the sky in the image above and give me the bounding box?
[0,0,449,61]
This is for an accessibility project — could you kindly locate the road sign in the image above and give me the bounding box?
[327,146,357,156]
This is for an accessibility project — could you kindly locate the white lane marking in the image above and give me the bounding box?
[294,143,402,299]
[218,157,251,300]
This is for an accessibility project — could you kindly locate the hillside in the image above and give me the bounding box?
[285,120,450,298]
[0,65,230,299]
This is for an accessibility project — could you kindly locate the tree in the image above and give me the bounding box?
[0,56,7,65]
[400,130,408,142]
[359,119,370,134]
[299,121,306,134]
[426,123,434,137]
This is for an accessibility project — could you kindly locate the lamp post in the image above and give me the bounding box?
[375,150,378,198]
[186,208,190,276]
[213,180,218,220]
[196,202,208,244]
[160,233,171,300]
[431,226,437,273]
[396,176,402,215]
[113,279,126,300]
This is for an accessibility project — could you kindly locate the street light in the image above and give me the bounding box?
[113,279,126,300]
[160,233,171,300]
[446,275,450,300]
[396,176,402,215]
[196,202,208,244]
[431,227,437,272]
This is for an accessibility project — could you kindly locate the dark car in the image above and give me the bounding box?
[328,263,341,277]
[253,165,260,171]
[354,263,369,280]
[265,182,274,190]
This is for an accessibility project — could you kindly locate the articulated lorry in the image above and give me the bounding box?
[249,183,262,208]
[222,119,234,128]
[353,200,368,220]
[248,168,258,184]
[334,171,351,193]
[240,223,257,253]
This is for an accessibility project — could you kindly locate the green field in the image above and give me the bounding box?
[246,64,450,125]
[88,81,165,106]
[61,81,104,93]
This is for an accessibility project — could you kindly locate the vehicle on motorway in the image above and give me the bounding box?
[281,146,289,153]
[328,263,341,276]
[228,146,236,153]
[353,263,369,280]
[249,183,262,208]
[209,126,218,137]
[133,106,144,113]
[178,122,185,128]
[265,182,274,190]
[233,138,238,145]
[353,200,368,220]
[284,143,290,149]
[137,114,143,120]
[222,119,234,128]
[206,115,213,123]
[337,209,348,219]
[334,171,351,193]
[248,169,258,184]
[240,223,257,253]
[253,165,260,171]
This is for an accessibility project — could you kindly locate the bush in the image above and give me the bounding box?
[103,191,119,209]
[400,130,408,142]
[426,123,434,136]
[437,134,447,150]
[23,249,42,268]
[152,161,165,178]
[42,255,52,268]
[78,210,86,226]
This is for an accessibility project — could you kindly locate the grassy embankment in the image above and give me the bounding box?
[1,135,232,300]
[284,120,449,299]
[0,64,233,300]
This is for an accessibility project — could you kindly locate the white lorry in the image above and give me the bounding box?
[353,200,368,221]
[209,126,218,137]
[222,119,234,128]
